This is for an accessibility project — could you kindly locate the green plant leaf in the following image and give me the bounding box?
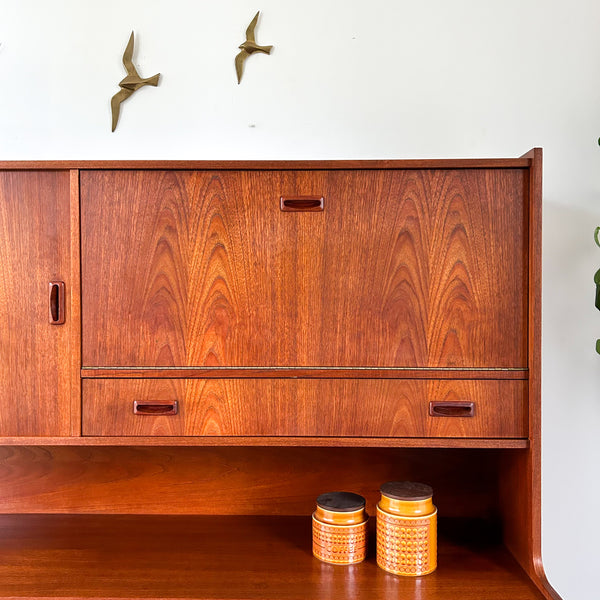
[596,339,600,354]
[595,227,600,248]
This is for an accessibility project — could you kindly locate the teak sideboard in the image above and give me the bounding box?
[0,150,561,600]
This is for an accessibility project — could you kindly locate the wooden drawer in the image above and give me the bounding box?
[81,379,527,438]
[81,169,527,369]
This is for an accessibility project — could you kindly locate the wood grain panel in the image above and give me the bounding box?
[81,378,527,438]
[0,446,500,516]
[0,171,71,435]
[81,169,527,368]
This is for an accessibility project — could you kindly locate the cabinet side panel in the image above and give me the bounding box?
[0,171,71,435]
[500,149,561,599]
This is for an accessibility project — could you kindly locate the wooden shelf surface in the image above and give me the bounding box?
[0,515,545,600]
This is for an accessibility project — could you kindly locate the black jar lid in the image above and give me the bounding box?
[380,481,433,501]
[316,491,366,512]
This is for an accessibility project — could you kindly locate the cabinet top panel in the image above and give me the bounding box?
[0,156,537,171]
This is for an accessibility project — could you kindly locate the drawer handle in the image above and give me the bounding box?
[280,196,324,211]
[48,281,65,324]
[429,401,475,417]
[133,400,179,416]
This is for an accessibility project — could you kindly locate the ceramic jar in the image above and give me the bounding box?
[312,491,368,565]
[376,481,437,576]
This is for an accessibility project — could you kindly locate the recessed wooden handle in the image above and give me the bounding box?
[48,281,65,325]
[133,401,179,416]
[280,196,324,212]
[429,401,475,417]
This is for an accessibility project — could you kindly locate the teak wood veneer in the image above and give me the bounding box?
[0,151,560,599]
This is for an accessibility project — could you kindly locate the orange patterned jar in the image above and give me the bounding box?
[312,492,368,565]
[376,481,437,576]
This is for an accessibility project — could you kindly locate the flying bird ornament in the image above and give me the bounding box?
[110,31,160,132]
[235,11,273,84]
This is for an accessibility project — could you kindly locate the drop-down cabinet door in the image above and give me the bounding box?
[80,169,528,369]
[0,171,71,436]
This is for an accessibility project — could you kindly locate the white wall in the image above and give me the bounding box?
[1,1,599,597]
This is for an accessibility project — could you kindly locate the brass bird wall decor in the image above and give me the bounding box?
[111,31,160,132]
[235,11,273,84]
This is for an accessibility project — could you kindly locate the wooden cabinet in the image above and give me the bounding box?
[0,153,561,600]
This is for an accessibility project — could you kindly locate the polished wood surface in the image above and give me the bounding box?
[81,169,527,368]
[0,171,71,436]
[0,515,546,599]
[0,447,501,516]
[82,378,527,438]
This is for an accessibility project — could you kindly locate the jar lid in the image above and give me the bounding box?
[380,481,433,501]
[316,491,366,512]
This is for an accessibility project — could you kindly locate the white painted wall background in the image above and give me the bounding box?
[1,1,599,598]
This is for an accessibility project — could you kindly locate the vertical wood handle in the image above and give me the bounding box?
[133,401,179,416]
[48,281,65,325]
[429,401,475,417]
[280,196,324,211]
